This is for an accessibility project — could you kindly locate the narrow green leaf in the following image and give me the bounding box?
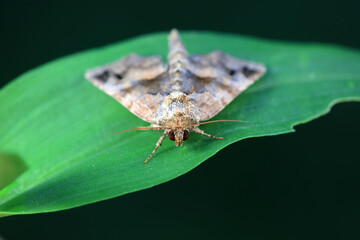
[0,31,359,216]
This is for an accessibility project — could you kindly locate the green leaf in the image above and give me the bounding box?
[0,31,359,217]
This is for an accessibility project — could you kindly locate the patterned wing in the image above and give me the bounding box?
[85,54,168,123]
[186,51,266,121]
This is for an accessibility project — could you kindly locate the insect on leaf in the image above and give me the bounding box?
[0,31,359,217]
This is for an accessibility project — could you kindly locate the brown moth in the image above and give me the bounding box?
[85,29,266,163]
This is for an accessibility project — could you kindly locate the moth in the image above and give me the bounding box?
[85,29,266,163]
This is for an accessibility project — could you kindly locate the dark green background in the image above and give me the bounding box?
[1,0,359,239]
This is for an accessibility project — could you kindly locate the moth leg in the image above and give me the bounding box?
[192,127,224,140]
[144,132,167,164]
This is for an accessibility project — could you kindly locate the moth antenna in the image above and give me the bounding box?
[188,119,254,127]
[105,126,170,136]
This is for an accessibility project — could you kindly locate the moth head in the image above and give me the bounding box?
[168,129,190,146]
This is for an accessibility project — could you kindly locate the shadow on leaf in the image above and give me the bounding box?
[0,152,27,191]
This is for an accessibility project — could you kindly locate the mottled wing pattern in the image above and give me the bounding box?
[186,51,266,121]
[85,54,167,123]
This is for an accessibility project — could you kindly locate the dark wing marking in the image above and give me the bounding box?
[186,51,266,121]
[85,54,168,123]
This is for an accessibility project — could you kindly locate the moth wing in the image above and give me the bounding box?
[85,54,168,123]
[187,51,266,121]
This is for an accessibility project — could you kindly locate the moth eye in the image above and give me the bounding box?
[114,73,123,80]
[228,69,236,76]
[168,130,175,141]
[183,130,190,141]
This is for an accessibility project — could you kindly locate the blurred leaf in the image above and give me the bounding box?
[0,31,359,216]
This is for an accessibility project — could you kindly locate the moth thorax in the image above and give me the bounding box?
[168,92,188,102]
[159,115,196,128]
[156,92,198,127]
